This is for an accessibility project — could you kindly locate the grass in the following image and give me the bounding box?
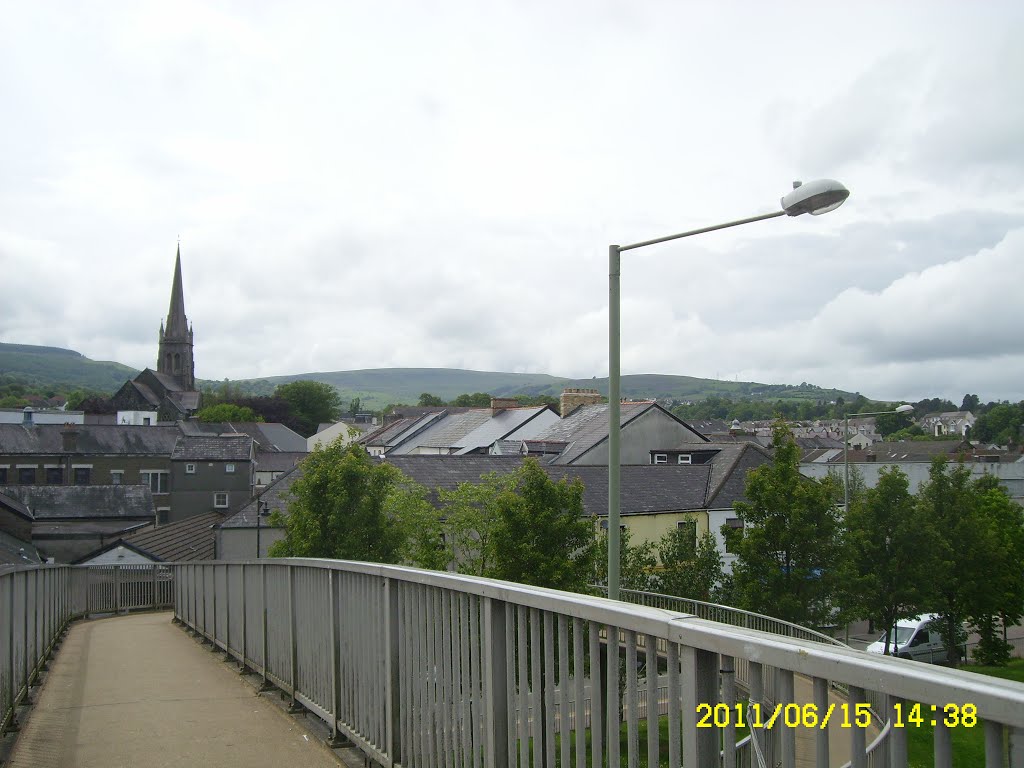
[905,658,1024,767]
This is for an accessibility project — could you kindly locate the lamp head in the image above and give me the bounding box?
[781,179,850,216]
[895,404,914,414]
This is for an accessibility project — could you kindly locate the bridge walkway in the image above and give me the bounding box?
[6,611,349,768]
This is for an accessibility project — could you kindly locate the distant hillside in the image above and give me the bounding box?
[0,343,860,409]
[0,343,137,392]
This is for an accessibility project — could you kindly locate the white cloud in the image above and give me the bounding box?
[2,1,1023,404]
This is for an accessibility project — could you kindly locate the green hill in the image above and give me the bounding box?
[0,343,859,410]
[0,343,138,392]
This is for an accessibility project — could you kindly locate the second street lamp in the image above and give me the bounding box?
[842,404,914,512]
[606,179,850,600]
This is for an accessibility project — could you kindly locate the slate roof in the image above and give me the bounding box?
[705,443,772,510]
[390,410,493,453]
[255,451,306,472]
[0,490,33,521]
[2,485,156,519]
[0,529,42,565]
[170,434,253,461]
[453,407,554,455]
[0,424,182,455]
[837,440,974,463]
[220,465,302,528]
[119,511,223,561]
[33,520,153,537]
[530,402,709,464]
[361,413,447,452]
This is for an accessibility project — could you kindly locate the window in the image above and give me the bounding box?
[676,519,697,559]
[45,467,63,484]
[0,468,7,484]
[73,467,91,485]
[18,467,36,485]
[225,463,236,474]
[677,454,692,465]
[110,470,123,485]
[652,453,667,465]
[724,518,744,554]
[214,492,229,508]
[141,470,169,494]
[143,417,152,426]
[157,508,170,525]
[185,463,196,474]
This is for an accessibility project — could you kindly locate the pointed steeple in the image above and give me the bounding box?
[165,244,189,337]
[156,244,196,390]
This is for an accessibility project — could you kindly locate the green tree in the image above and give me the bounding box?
[275,380,342,437]
[875,407,914,437]
[916,458,984,666]
[195,403,261,423]
[731,422,842,628]
[657,529,724,602]
[973,402,1024,446]
[418,392,446,407]
[436,471,515,577]
[269,441,405,562]
[490,459,596,592]
[965,474,1024,665]
[394,477,452,571]
[840,466,933,654]
[594,526,658,592]
[452,392,492,407]
[961,394,980,412]
[348,397,361,417]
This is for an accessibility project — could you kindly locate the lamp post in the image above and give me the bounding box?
[842,404,914,512]
[607,179,850,600]
[255,499,270,558]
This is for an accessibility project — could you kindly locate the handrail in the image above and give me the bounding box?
[171,558,1024,768]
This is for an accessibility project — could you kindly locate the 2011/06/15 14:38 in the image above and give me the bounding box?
[695,702,978,730]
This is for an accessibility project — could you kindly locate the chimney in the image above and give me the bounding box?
[559,388,603,418]
[865,452,877,463]
[490,397,519,416]
[22,407,33,425]
[61,423,79,452]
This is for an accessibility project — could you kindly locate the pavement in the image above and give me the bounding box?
[5,611,356,768]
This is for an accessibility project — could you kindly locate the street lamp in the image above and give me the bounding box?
[607,179,850,600]
[842,404,914,512]
[255,499,270,558]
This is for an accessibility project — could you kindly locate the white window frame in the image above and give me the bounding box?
[141,470,170,494]
[225,463,236,474]
[214,492,229,508]
[652,453,668,465]
[185,463,196,474]
[110,470,124,485]
[677,454,692,465]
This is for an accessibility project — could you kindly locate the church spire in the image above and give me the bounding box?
[156,244,196,390]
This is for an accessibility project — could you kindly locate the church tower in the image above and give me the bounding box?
[157,245,196,390]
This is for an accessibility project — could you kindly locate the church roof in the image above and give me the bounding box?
[165,245,190,338]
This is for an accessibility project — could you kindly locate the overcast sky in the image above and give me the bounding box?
[2,1,1023,404]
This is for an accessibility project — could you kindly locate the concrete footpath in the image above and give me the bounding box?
[6,611,347,768]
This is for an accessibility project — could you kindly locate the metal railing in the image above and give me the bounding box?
[174,559,1024,768]
[1,563,175,735]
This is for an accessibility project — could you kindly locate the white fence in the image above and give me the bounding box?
[174,559,1024,768]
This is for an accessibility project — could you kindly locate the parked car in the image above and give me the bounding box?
[865,614,960,663]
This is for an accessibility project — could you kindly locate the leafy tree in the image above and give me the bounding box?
[490,459,596,592]
[348,397,361,417]
[452,392,492,407]
[418,392,446,407]
[269,441,405,562]
[275,380,342,437]
[195,403,261,423]
[973,402,1024,446]
[394,477,451,571]
[875,408,915,437]
[657,529,725,602]
[436,471,515,576]
[236,395,295,426]
[840,466,933,654]
[75,395,117,414]
[730,422,842,628]
[916,458,985,666]
[965,474,1024,665]
[961,394,980,412]
[594,525,658,592]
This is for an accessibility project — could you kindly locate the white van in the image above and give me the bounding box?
[865,614,958,663]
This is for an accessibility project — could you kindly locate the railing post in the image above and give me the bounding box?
[115,565,122,614]
[6,574,18,731]
[482,596,509,768]
[326,568,343,746]
[721,654,736,768]
[984,720,1002,768]
[1012,726,1024,768]
[813,676,830,768]
[152,563,158,609]
[286,564,301,712]
[849,684,867,768]
[260,562,271,691]
[222,565,233,661]
[779,669,796,768]
[239,564,250,674]
[385,577,401,762]
[749,661,763,768]
[681,645,717,767]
